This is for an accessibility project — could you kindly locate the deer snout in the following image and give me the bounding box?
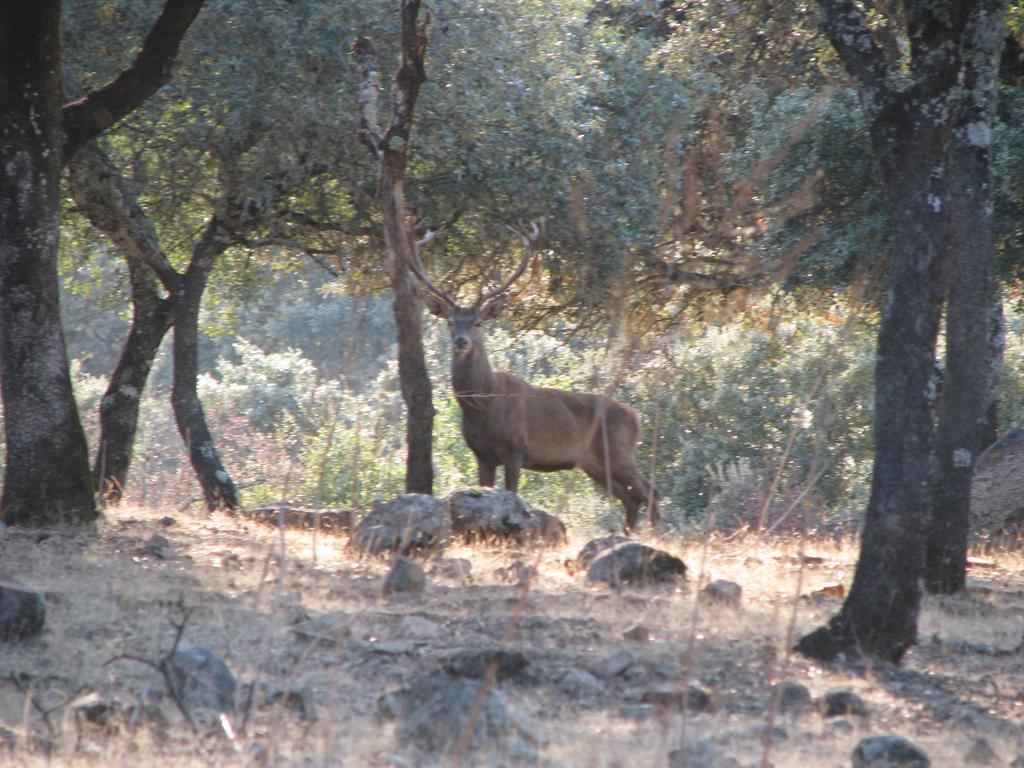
[453,334,471,352]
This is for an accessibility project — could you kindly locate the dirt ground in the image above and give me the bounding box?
[0,504,1022,767]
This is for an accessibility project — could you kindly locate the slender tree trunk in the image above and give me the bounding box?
[171,222,239,510]
[927,6,1007,593]
[381,167,435,495]
[0,4,97,526]
[68,144,178,504]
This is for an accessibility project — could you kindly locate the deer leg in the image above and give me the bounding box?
[504,461,521,493]
[477,461,497,487]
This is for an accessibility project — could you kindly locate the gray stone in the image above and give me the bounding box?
[495,560,536,585]
[619,703,659,721]
[351,494,451,556]
[558,668,603,697]
[964,738,999,765]
[591,648,636,679]
[669,740,740,768]
[623,624,651,643]
[640,685,713,713]
[446,488,566,545]
[162,645,236,723]
[383,557,426,596]
[429,557,472,582]
[142,534,175,559]
[291,610,351,645]
[823,689,868,718]
[395,614,444,640]
[586,543,687,587]
[267,684,319,721]
[700,579,742,607]
[775,681,812,714]
[443,649,529,682]
[379,675,524,762]
[576,535,631,569]
[0,571,45,641]
[852,736,930,768]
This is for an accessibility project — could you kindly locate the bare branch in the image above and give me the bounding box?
[351,33,383,159]
[62,0,206,161]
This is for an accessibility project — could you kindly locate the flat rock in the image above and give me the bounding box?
[669,740,740,768]
[591,648,636,679]
[0,571,45,641]
[852,735,930,768]
[558,668,604,697]
[586,543,687,587]
[291,610,351,645]
[394,614,444,640]
[700,579,742,607]
[429,557,472,582]
[442,648,529,682]
[350,494,451,556]
[640,685,713,713]
[447,488,566,545]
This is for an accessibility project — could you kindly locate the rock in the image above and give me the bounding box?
[591,648,636,679]
[558,668,604,697]
[71,692,120,733]
[395,614,444,640]
[775,682,812,714]
[379,674,527,762]
[619,703,659,721]
[350,494,451,556]
[0,571,45,641]
[383,557,426,596]
[700,580,742,607]
[429,557,472,582]
[243,506,354,533]
[823,689,868,718]
[623,624,651,643]
[1009,754,1024,768]
[586,543,686,587]
[640,685,713,713]
[141,534,174,559]
[576,535,631,569]
[267,684,319,721]
[495,560,536,585]
[964,738,1000,765]
[447,488,566,545]
[669,740,740,768]
[291,610,351,645]
[851,735,930,768]
[162,645,236,724]
[443,649,529,682]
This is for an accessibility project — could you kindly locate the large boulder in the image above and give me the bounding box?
[446,488,566,546]
[350,494,451,556]
[379,674,536,763]
[576,535,631,569]
[970,427,1024,542]
[585,542,686,587]
[162,645,237,725]
[0,571,45,641]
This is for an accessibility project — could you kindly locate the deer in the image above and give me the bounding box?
[409,222,661,533]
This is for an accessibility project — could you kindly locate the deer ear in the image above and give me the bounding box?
[479,295,507,321]
[421,291,452,318]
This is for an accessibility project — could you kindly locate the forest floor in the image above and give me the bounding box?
[0,503,1022,767]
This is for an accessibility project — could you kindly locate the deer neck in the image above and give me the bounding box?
[451,346,496,403]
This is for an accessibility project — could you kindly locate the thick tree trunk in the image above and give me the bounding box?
[68,144,179,504]
[171,222,239,510]
[0,4,97,526]
[927,7,1007,593]
[981,296,1004,450]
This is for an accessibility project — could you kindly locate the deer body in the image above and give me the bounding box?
[411,225,661,532]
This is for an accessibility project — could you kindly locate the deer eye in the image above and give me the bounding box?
[446,320,453,327]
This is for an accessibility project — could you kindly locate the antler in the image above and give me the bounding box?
[408,225,458,310]
[475,220,543,308]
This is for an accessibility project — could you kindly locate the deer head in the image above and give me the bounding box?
[410,221,542,358]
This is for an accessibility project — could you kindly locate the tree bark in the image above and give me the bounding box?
[927,1,1008,593]
[797,0,976,663]
[353,1,435,495]
[0,3,97,525]
[171,220,240,511]
[67,144,178,504]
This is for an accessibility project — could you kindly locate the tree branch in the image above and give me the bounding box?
[62,0,206,162]
[817,0,891,120]
[351,33,383,159]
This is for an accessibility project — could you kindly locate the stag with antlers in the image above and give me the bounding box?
[410,223,661,533]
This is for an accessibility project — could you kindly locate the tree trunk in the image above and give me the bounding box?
[382,167,435,496]
[0,4,97,526]
[981,296,1004,450]
[171,221,239,510]
[926,7,1007,593]
[68,144,179,504]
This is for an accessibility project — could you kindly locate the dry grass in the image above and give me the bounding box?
[1,505,1022,766]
